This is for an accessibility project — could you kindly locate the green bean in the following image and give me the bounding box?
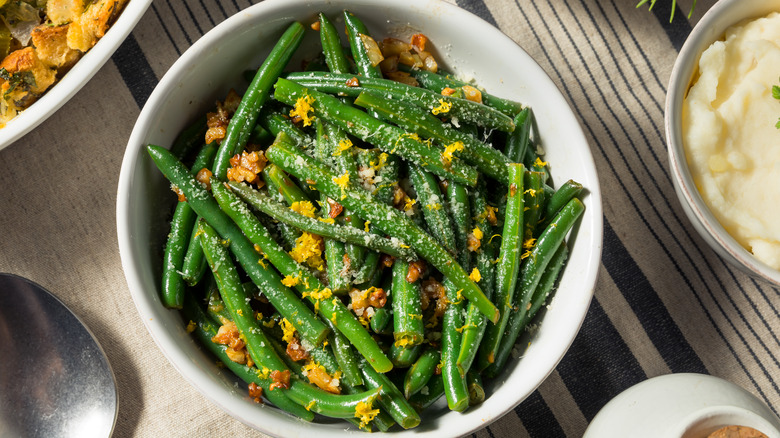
[181,293,316,421]
[403,347,440,398]
[265,134,499,323]
[274,78,479,187]
[328,330,364,387]
[180,221,207,286]
[408,164,456,252]
[399,65,524,116]
[441,278,469,412]
[477,164,525,368]
[160,142,218,308]
[285,72,516,133]
[466,370,485,406]
[539,180,583,231]
[445,180,472,268]
[369,306,392,334]
[504,108,531,163]
[354,89,512,185]
[408,374,445,412]
[198,219,289,372]
[260,174,301,251]
[391,260,425,347]
[344,10,382,79]
[258,110,316,150]
[262,163,312,205]
[212,22,304,179]
[203,273,232,324]
[359,359,421,429]
[170,116,207,160]
[315,120,351,293]
[227,182,417,260]
[147,145,329,346]
[485,243,568,378]
[488,200,584,376]
[322,122,366,279]
[390,342,422,368]
[318,13,350,75]
[523,171,545,239]
[456,184,497,374]
[179,143,219,287]
[209,180,393,373]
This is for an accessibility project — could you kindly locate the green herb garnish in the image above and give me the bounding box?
[636,0,698,23]
[0,67,36,98]
[773,78,780,129]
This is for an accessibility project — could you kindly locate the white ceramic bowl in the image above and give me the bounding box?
[583,373,780,438]
[117,0,603,436]
[0,0,152,151]
[666,0,780,285]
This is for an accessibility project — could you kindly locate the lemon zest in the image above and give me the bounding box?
[289,94,316,126]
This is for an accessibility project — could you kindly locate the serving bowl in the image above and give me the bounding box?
[666,0,780,285]
[0,0,152,152]
[117,0,603,435]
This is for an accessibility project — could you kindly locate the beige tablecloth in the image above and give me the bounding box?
[3,0,779,436]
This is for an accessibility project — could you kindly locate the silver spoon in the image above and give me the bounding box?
[0,273,117,437]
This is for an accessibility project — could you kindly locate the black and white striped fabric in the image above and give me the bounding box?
[2,0,777,436]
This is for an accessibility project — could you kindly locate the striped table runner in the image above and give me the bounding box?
[2,0,778,436]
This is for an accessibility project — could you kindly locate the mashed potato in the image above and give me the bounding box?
[683,12,780,270]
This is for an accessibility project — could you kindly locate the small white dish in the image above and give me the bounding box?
[0,0,153,152]
[584,373,780,438]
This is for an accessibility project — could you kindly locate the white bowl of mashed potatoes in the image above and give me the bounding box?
[667,0,780,284]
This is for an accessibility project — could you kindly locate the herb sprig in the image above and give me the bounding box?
[636,0,698,23]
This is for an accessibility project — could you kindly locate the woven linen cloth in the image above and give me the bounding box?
[2,0,779,436]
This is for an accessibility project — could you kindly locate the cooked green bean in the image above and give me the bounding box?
[354,89,512,185]
[170,116,207,160]
[485,243,568,378]
[160,142,217,308]
[390,342,422,368]
[466,370,485,406]
[274,77,479,187]
[315,119,351,293]
[504,108,532,163]
[359,359,422,429]
[148,145,329,347]
[441,278,469,412]
[344,10,382,79]
[408,164,456,252]
[318,13,350,75]
[391,260,424,347]
[181,293,316,421]
[285,72,516,133]
[403,347,440,398]
[477,165,526,368]
[456,184,497,374]
[540,179,583,230]
[209,180,393,373]
[259,110,316,150]
[198,219,290,372]
[227,182,417,260]
[408,374,445,412]
[212,22,305,180]
[400,65,524,116]
[265,134,499,323]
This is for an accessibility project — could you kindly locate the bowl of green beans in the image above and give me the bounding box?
[117,0,603,435]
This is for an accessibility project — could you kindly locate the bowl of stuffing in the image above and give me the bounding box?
[117,0,603,436]
[0,0,152,151]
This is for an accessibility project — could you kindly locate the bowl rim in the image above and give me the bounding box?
[665,0,780,286]
[0,0,153,152]
[117,0,603,435]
